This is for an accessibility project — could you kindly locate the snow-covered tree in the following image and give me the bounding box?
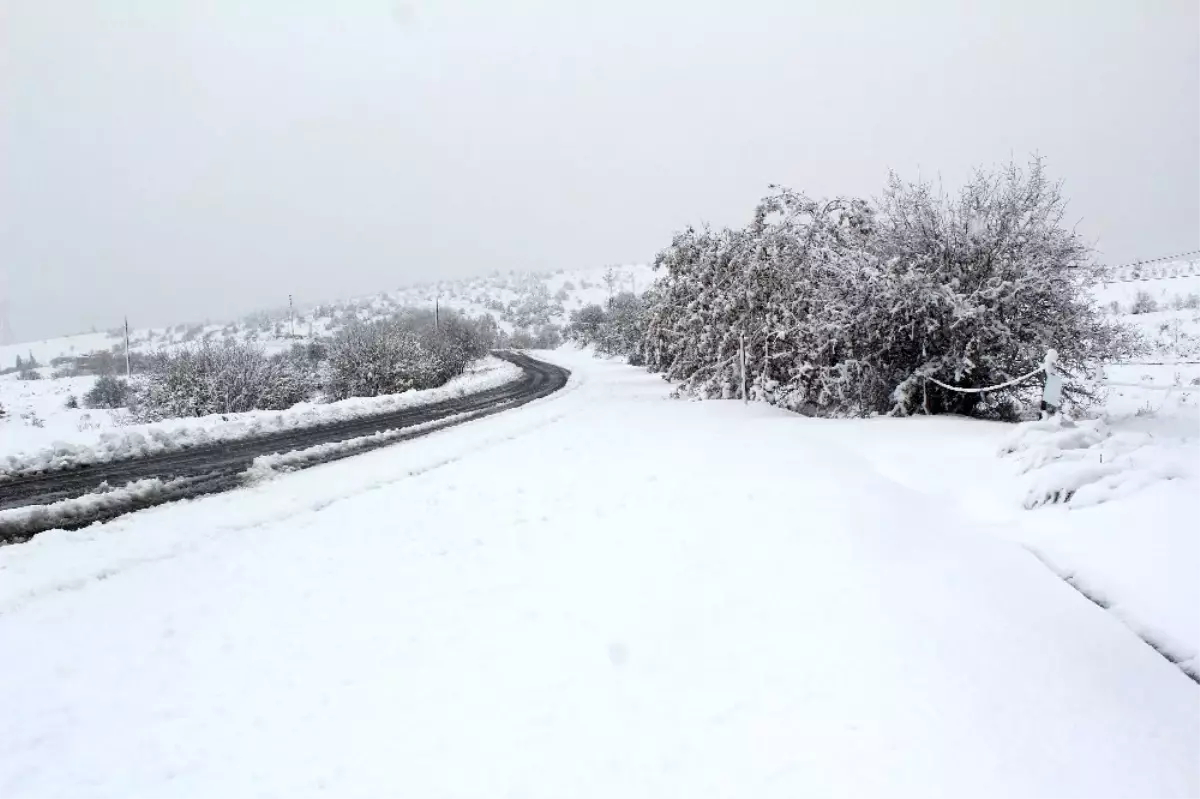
[565,304,606,346]
[639,159,1139,418]
[871,159,1140,416]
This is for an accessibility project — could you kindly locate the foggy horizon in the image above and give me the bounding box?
[3,0,1197,343]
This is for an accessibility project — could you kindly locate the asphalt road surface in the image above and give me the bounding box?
[0,351,569,543]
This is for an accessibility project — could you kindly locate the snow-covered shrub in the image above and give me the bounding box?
[640,158,1140,418]
[325,319,426,400]
[1000,416,1189,509]
[596,292,650,362]
[509,328,536,349]
[84,375,132,409]
[64,394,80,410]
[324,310,489,400]
[1131,291,1158,315]
[566,304,607,347]
[566,294,652,362]
[135,341,317,420]
[531,324,562,349]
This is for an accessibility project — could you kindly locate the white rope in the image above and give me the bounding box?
[924,366,1044,394]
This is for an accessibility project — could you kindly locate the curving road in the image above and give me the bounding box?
[0,351,569,543]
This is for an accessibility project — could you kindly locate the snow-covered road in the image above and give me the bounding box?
[1,349,1197,797]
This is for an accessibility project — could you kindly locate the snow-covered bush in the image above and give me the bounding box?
[1131,291,1158,315]
[566,304,607,347]
[640,158,1139,418]
[598,292,651,362]
[325,319,428,400]
[566,294,652,363]
[531,324,562,349]
[509,328,535,349]
[324,310,491,400]
[134,341,317,420]
[84,375,132,409]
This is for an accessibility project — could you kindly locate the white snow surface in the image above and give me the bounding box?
[0,348,1196,798]
[0,477,180,540]
[0,357,521,478]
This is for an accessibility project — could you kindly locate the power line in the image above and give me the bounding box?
[1110,249,1200,269]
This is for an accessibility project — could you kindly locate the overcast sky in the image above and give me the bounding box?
[2,0,1197,341]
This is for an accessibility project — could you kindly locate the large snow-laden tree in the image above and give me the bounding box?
[640,159,1140,418]
[872,158,1140,417]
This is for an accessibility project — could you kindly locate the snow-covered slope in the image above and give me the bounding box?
[0,348,1196,797]
[1095,257,1200,364]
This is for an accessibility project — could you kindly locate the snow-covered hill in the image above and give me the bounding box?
[0,264,654,458]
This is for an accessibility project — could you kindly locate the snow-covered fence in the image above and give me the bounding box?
[920,349,1200,414]
[917,350,1063,412]
[1101,381,1200,393]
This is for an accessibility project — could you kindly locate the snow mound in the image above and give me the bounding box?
[0,358,522,481]
[243,405,508,483]
[0,478,179,543]
[1000,417,1191,509]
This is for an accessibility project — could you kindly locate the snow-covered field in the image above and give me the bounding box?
[0,357,522,478]
[1,348,1196,797]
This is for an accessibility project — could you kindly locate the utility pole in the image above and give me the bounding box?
[124,317,132,378]
[288,294,295,338]
[435,298,440,331]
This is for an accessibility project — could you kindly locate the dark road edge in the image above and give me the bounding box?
[0,351,570,545]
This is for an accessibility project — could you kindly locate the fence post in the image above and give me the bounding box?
[1041,348,1062,417]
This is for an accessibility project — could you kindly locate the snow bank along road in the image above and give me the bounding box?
[1,348,1196,797]
[0,351,569,542]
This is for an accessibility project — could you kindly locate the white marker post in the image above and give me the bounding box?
[1041,348,1062,416]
